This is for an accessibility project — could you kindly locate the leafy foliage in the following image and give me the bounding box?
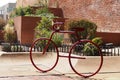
[8,19,14,26]
[10,6,33,18]
[92,37,103,46]
[47,32,63,47]
[35,7,55,18]
[35,16,52,38]
[83,42,98,56]
[83,37,103,56]
[1,43,11,52]
[68,19,97,42]
[35,7,50,15]
[4,24,17,43]
[35,16,63,47]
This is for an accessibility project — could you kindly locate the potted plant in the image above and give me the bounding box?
[12,6,40,44]
[12,5,65,44]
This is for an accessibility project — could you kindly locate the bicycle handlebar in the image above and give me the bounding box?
[52,22,64,31]
[52,22,84,33]
[53,22,64,25]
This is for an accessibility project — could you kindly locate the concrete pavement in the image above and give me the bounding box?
[0,51,120,80]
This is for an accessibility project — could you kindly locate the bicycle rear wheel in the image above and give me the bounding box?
[69,40,103,78]
[30,38,59,72]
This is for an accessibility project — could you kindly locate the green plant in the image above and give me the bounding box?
[14,7,25,16]
[35,16,52,38]
[35,7,49,15]
[92,37,103,46]
[47,32,63,47]
[9,6,33,18]
[68,19,97,42]
[83,42,98,56]
[35,7,55,18]
[83,37,103,56]
[1,43,11,52]
[8,19,14,26]
[4,24,17,43]
[53,34,63,47]
[35,16,63,47]
[36,31,63,50]
[23,6,33,16]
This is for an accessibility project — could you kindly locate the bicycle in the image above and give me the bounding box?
[30,22,103,78]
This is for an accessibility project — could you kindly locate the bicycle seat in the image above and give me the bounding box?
[71,27,84,32]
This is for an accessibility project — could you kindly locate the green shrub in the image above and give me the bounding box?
[35,7,49,15]
[35,16,63,47]
[9,6,33,18]
[52,33,63,47]
[47,32,63,47]
[8,19,14,26]
[1,43,11,52]
[83,37,103,56]
[83,42,98,56]
[4,24,17,43]
[92,37,103,46]
[68,19,97,42]
[35,7,55,18]
[35,16,52,38]
[35,31,63,50]
[23,6,33,16]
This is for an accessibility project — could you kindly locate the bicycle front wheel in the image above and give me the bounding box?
[30,38,59,72]
[69,40,103,78]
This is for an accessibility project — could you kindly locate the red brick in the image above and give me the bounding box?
[16,0,120,32]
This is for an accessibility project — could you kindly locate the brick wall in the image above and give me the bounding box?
[16,0,120,32]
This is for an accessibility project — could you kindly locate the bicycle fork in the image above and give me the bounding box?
[42,31,56,55]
